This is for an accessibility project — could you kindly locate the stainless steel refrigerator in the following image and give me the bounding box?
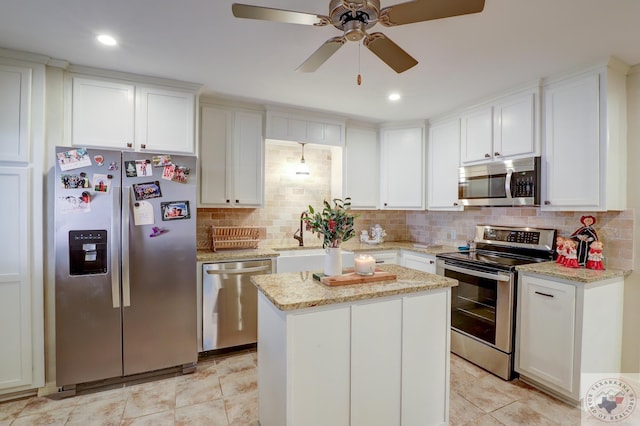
[54,146,197,388]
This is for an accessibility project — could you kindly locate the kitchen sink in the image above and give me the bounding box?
[276,248,355,273]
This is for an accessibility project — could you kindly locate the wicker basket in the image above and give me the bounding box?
[212,226,260,252]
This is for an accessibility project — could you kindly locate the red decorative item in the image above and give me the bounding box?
[586,240,605,270]
[555,236,566,264]
[562,239,580,268]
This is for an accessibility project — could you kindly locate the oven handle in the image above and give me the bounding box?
[444,263,511,282]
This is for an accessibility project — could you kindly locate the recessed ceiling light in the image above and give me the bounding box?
[388,93,401,102]
[97,34,118,46]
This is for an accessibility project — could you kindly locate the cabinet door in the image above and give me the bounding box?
[460,106,493,164]
[290,307,351,426]
[200,105,231,205]
[518,275,576,393]
[428,118,462,210]
[344,127,378,209]
[494,92,536,159]
[232,111,264,206]
[542,73,600,209]
[402,291,449,425]
[0,167,34,391]
[0,65,30,162]
[351,299,402,426]
[380,127,424,210]
[72,77,135,149]
[136,86,195,153]
[401,252,436,274]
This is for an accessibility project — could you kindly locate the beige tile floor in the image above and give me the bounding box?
[0,350,582,425]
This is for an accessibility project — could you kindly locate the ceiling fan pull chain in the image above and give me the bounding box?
[357,41,362,85]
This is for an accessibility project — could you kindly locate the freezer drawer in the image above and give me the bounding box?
[202,259,272,351]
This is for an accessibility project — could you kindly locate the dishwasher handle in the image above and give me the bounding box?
[205,265,271,275]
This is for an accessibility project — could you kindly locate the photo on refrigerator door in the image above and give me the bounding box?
[161,201,190,221]
[132,181,162,201]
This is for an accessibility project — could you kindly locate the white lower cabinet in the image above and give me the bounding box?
[516,273,624,403]
[400,251,437,274]
[365,250,399,265]
[258,289,450,426]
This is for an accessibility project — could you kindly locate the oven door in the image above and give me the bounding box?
[437,260,515,353]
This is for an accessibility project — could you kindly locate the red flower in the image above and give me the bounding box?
[329,220,336,231]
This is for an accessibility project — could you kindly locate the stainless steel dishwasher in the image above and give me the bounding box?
[202,259,272,351]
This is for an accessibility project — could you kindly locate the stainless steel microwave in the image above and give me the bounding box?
[458,157,541,207]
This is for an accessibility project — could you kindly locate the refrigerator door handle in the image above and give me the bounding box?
[111,186,121,309]
[122,187,131,307]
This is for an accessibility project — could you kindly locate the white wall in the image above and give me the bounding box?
[622,66,640,373]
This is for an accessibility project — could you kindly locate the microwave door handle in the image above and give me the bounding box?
[505,169,513,201]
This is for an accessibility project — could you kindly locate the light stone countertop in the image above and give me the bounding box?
[196,240,457,262]
[251,264,458,311]
[516,261,630,283]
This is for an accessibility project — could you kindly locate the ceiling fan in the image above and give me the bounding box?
[231,0,485,74]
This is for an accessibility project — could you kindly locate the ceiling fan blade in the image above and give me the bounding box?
[232,3,329,26]
[379,0,485,26]
[296,37,346,72]
[364,32,418,74]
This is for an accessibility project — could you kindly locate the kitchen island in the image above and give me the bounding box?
[252,264,458,426]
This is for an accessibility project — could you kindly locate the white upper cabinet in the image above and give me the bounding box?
[379,124,425,210]
[460,85,539,165]
[427,117,463,211]
[135,86,195,153]
[69,72,199,153]
[541,60,628,211]
[199,104,264,207]
[71,77,135,150]
[344,126,378,209]
[266,108,345,147]
[0,64,31,163]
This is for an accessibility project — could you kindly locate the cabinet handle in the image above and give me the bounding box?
[141,144,146,149]
[534,291,554,298]
[235,199,239,204]
[494,152,500,156]
[429,260,435,264]
[226,199,230,203]
[126,142,133,148]
[384,203,388,207]
[453,202,458,206]
[544,200,551,205]
[484,153,491,158]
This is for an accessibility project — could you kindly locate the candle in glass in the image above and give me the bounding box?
[354,254,376,275]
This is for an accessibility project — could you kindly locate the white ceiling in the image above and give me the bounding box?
[2,0,640,123]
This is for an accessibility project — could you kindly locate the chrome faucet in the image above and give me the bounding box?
[293,211,308,246]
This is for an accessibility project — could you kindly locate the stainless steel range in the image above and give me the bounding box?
[436,225,556,380]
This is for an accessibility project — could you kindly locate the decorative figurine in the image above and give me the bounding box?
[555,236,566,264]
[586,240,605,270]
[571,215,598,266]
[563,239,580,268]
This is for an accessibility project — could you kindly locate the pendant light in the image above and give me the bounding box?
[296,143,310,175]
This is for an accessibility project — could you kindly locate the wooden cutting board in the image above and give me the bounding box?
[321,270,397,286]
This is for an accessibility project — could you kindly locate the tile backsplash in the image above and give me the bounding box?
[197,142,633,270]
